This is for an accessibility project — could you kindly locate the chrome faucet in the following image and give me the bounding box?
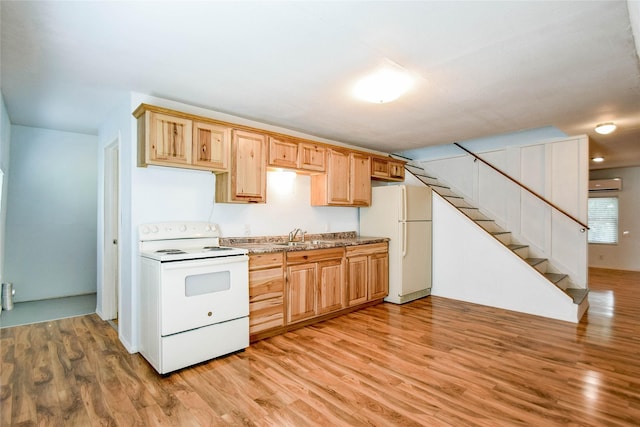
[288,227,303,242]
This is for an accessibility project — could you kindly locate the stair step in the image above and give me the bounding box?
[565,288,589,305]
[491,231,512,245]
[507,244,529,259]
[429,183,450,190]
[544,273,567,284]
[406,167,429,176]
[431,187,458,197]
[459,207,491,221]
[508,244,528,251]
[475,219,503,233]
[526,257,548,273]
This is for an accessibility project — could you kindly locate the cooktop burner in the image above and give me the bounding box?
[156,249,187,254]
[203,246,234,251]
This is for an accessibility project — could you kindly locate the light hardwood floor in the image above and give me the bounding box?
[1,268,639,426]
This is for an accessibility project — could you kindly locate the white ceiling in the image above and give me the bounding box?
[2,1,639,170]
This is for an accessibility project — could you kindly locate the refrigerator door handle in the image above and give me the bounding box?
[401,185,407,222]
[402,221,407,257]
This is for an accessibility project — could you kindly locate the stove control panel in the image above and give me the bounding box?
[139,222,219,241]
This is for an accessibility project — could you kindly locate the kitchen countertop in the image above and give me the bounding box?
[220,231,389,254]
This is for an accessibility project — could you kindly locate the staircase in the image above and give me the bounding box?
[400,158,589,321]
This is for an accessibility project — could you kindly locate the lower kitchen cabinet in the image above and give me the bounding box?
[286,247,345,325]
[346,242,389,305]
[249,253,284,337]
[287,263,317,323]
[249,242,387,342]
[317,258,345,314]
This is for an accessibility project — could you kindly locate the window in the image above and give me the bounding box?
[588,197,618,244]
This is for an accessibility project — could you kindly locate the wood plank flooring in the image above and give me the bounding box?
[1,267,639,426]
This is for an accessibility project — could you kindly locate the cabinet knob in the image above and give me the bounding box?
[207,311,212,317]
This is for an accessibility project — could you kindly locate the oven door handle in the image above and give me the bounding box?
[161,255,249,270]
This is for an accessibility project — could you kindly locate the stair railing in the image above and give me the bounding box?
[453,142,589,232]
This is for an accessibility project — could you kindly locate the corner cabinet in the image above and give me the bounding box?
[285,248,345,325]
[310,149,371,206]
[215,130,267,203]
[346,243,389,306]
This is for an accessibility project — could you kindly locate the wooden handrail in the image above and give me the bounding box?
[453,142,589,231]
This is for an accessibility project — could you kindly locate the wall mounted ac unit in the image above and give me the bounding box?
[589,178,622,192]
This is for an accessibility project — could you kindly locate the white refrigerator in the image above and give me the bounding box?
[360,185,432,304]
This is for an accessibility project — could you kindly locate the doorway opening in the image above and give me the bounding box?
[103,139,119,324]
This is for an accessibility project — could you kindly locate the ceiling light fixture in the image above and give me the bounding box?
[353,64,414,104]
[594,122,616,135]
[592,157,605,163]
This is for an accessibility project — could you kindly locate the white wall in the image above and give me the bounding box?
[588,166,640,271]
[0,94,11,286]
[99,93,364,352]
[432,193,581,323]
[5,126,98,301]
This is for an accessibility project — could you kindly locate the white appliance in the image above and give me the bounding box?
[360,185,432,304]
[138,222,249,374]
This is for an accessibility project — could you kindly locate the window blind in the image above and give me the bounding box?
[588,197,618,244]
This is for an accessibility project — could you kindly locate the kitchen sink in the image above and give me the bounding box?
[274,240,333,247]
[274,241,311,247]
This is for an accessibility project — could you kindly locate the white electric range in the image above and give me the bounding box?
[138,222,249,374]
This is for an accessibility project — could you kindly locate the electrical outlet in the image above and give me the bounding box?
[244,224,251,236]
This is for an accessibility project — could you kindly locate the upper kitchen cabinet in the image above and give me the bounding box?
[311,148,371,206]
[192,121,230,170]
[371,156,405,181]
[268,136,298,169]
[298,142,326,172]
[216,130,267,203]
[138,110,193,167]
[268,136,326,173]
[134,104,230,172]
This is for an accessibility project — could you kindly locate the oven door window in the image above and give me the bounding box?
[185,271,230,297]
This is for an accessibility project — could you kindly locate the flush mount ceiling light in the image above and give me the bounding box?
[592,157,605,163]
[594,122,617,135]
[352,66,414,104]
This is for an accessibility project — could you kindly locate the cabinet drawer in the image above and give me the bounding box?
[249,268,284,299]
[346,242,388,257]
[249,252,284,270]
[249,297,284,334]
[286,247,344,265]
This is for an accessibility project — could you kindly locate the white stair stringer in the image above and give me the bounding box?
[393,155,589,322]
[431,194,586,323]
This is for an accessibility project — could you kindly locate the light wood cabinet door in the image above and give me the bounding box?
[148,112,192,165]
[317,259,344,314]
[371,157,390,179]
[350,153,371,206]
[368,252,389,301]
[268,136,298,169]
[217,130,267,203]
[287,263,317,324]
[326,149,350,204]
[298,143,326,172]
[347,255,368,306]
[389,160,405,181]
[192,121,229,171]
[234,130,267,202]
